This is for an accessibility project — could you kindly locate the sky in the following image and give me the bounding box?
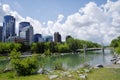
[0,0,120,45]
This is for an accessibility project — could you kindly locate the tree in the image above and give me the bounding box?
[0,43,21,55]
[110,39,119,48]
[31,43,37,53]
[66,38,79,52]
[10,49,39,76]
[110,36,120,54]
[56,43,69,53]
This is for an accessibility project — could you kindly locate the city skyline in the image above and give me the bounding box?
[0,0,120,45]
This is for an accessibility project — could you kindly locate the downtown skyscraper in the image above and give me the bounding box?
[54,32,61,42]
[2,15,16,42]
[19,22,33,45]
[0,26,2,42]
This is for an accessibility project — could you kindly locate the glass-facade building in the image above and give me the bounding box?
[34,34,42,42]
[44,36,53,42]
[19,22,33,45]
[19,22,30,36]
[0,26,2,42]
[2,15,16,42]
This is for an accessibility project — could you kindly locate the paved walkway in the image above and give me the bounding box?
[105,64,120,68]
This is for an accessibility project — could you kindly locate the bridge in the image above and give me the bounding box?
[76,48,104,52]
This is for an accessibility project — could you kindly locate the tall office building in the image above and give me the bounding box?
[0,26,3,42]
[54,32,61,42]
[33,34,42,42]
[19,22,30,36]
[2,15,16,42]
[44,36,53,42]
[19,22,33,45]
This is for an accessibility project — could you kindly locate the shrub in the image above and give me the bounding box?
[15,56,39,76]
[53,58,63,70]
[44,49,51,55]
[10,49,39,76]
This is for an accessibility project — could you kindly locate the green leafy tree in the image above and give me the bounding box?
[110,36,120,54]
[110,39,119,48]
[10,49,39,76]
[66,38,79,52]
[56,43,69,53]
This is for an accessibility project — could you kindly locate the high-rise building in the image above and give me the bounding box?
[0,26,3,42]
[54,32,61,42]
[19,22,30,36]
[19,22,33,45]
[6,36,25,43]
[44,36,53,42]
[33,34,42,42]
[2,15,16,42]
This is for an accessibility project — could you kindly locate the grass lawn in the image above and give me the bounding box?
[0,72,49,80]
[87,68,120,80]
[0,68,120,80]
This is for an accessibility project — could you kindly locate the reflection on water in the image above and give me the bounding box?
[44,49,113,70]
[0,49,113,70]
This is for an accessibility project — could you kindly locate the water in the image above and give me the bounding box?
[44,49,113,70]
[0,49,113,70]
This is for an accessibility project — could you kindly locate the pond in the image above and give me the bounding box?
[0,49,113,71]
[45,49,113,70]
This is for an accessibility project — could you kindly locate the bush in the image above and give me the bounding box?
[53,58,63,70]
[10,49,39,76]
[44,49,51,55]
[15,56,39,76]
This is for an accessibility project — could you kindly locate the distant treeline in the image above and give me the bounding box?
[0,38,101,55]
[110,36,120,54]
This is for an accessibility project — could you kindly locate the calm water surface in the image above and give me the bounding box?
[45,49,113,70]
[0,49,113,70]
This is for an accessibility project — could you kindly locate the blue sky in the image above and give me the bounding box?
[1,0,108,22]
[0,0,120,45]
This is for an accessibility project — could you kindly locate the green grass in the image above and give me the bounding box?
[87,68,120,80]
[0,72,49,80]
[0,68,120,80]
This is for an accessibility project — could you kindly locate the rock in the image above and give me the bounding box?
[37,68,43,74]
[116,60,120,64]
[49,75,58,80]
[111,58,117,61]
[79,74,87,79]
[3,67,11,73]
[76,70,80,73]
[94,66,100,69]
[95,64,104,68]
[68,74,72,78]
[61,71,70,76]
[84,69,90,73]
[112,60,117,64]
[83,63,91,68]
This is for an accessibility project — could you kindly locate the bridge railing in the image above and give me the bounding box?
[76,48,103,51]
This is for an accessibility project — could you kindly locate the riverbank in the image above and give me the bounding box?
[105,64,120,68]
[0,68,120,80]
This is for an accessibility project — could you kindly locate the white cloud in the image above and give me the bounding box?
[57,14,64,22]
[0,4,44,35]
[2,4,11,13]
[0,0,120,45]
